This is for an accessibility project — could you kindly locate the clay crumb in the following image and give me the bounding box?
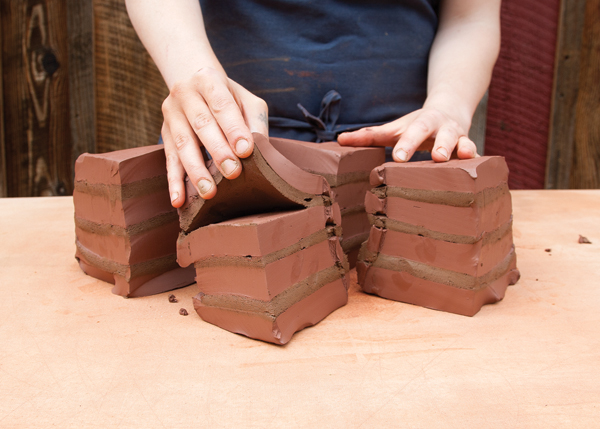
[578,235,592,244]
[168,294,178,303]
[544,248,552,253]
[179,308,189,316]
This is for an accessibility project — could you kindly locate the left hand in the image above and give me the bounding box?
[337,106,477,162]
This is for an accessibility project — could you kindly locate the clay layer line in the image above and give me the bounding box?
[368,215,513,245]
[371,182,509,208]
[76,241,180,281]
[75,211,178,237]
[198,265,346,320]
[74,175,168,202]
[194,226,342,268]
[362,246,517,291]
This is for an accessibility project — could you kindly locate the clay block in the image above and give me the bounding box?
[177,134,350,344]
[270,137,385,267]
[357,157,520,316]
[73,145,196,297]
[179,208,349,345]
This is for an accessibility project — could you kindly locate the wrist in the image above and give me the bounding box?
[423,90,474,133]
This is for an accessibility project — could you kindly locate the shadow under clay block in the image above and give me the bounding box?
[177,133,349,344]
[73,145,196,297]
[357,156,520,316]
[270,138,385,267]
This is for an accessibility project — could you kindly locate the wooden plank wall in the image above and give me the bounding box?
[0,11,6,197]
[66,0,95,164]
[93,0,167,153]
[1,0,71,197]
[547,0,600,189]
[484,0,560,189]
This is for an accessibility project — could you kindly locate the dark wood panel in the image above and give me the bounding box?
[545,0,586,189]
[0,11,6,198]
[1,0,71,197]
[570,0,600,188]
[66,0,95,171]
[485,0,560,189]
[93,0,168,153]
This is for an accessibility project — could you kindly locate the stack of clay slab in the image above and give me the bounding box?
[270,138,385,267]
[177,133,349,345]
[357,156,520,316]
[73,146,196,297]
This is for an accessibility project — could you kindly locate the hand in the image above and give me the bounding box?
[161,67,269,207]
[337,107,477,162]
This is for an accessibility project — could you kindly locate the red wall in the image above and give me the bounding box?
[485,0,560,189]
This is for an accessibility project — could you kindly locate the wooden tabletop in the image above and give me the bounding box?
[1,191,599,428]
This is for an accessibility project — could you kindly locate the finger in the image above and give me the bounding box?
[431,124,461,162]
[162,110,217,200]
[393,111,442,162]
[160,124,186,207]
[172,86,242,180]
[194,68,254,159]
[234,82,269,142]
[337,113,417,147]
[456,135,478,159]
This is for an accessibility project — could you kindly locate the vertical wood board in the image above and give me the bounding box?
[0,11,6,198]
[93,0,168,153]
[485,0,560,189]
[1,0,71,197]
[66,0,95,177]
[570,0,600,188]
[545,0,586,189]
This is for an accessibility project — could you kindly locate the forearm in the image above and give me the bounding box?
[125,0,224,89]
[426,0,501,130]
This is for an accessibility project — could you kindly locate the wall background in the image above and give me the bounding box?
[0,0,598,197]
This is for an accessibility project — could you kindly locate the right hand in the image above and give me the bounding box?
[161,67,269,207]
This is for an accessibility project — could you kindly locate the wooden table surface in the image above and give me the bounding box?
[1,191,599,428]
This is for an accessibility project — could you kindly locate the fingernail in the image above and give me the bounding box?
[170,192,179,203]
[221,159,238,176]
[236,139,249,155]
[437,147,449,160]
[395,149,408,162]
[197,179,213,196]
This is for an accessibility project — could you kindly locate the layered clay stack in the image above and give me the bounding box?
[73,146,196,297]
[270,138,385,266]
[177,133,349,344]
[357,157,520,316]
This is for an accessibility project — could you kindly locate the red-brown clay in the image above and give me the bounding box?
[178,133,333,233]
[178,136,350,344]
[358,157,520,316]
[73,145,196,297]
[270,137,385,268]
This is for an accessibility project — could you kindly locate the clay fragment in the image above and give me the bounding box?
[578,235,592,244]
[73,145,196,297]
[270,137,385,267]
[357,157,520,316]
[178,133,332,233]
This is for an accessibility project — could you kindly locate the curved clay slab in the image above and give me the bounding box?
[179,133,332,233]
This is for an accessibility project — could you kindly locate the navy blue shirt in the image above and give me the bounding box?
[200,0,439,142]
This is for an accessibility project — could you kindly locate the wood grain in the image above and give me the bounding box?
[93,0,168,153]
[1,0,71,197]
[66,0,95,168]
[0,11,6,198]
[570,0,600,188]
[485,0,560,189]
[545,0,586,189]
